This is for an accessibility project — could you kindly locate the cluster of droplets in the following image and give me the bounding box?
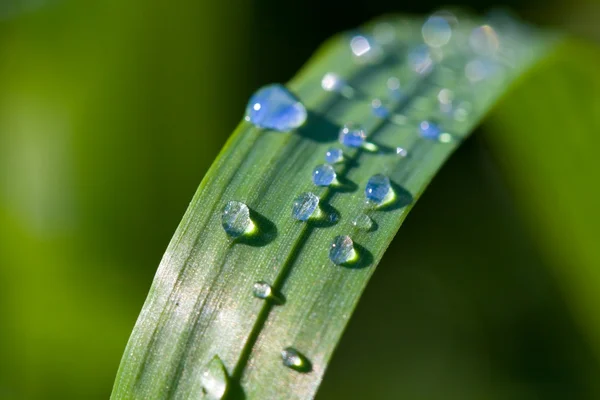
[222,10,528,376]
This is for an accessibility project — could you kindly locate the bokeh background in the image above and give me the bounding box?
[1,0,599,398]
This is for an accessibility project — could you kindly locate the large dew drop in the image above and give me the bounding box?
[221,201,253,238]
[312,164,336,187]
[245,84,307,132]
[329,235,357,265]
[365,174,392,204]
[199,356,228,400]
[292,192,320,221]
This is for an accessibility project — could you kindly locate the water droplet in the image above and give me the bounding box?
[422,16,452,48]
[245,84,307,132]
[408,45,434,74]
[325,147,344,164]
[281,347,311,372]
[365,174,392,204]
[352,214,374,231]
[371,99,389,118]
[222,201,254,238]
[469,25,500,56]
[200,356,228,399]
[321,73,354,98]
[339,123,366,148]
[329,235,357,265]
[312,164,336,187]
[396,147,408,157]
[253,281,273,299]
[350,34,381,62]
[292,192,320,221]
[419,121,443,140]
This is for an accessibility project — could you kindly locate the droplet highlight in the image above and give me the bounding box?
[422,16,452,48]
[329,235,357,265]
[325,148,344,164]
[365,174,392,204]
[292,192,320,221]
[339,123,366,148]
[321,73,354,98]
[245,84,307,132]
[281,347,311,372]
[199,356,228,400]
[312,164,336,187]
[396,147,408,157]
[221,201,253,238]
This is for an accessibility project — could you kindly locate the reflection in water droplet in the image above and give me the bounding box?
[281,347,310,372]
[325,148,344,164]
[222,201,254,238]
[292,192,320,221]
[252,281,273,300]
[245,84,307,132]
[365,174,392,204]
[422,16,452,48]
[408,45,434,75]
[469,25,500,56]
[200,356,228,399]
[312,164,336,187]
[352,214,374,231]
[329,235,357,265]
[371,99,389,118]
[339,123,366,148]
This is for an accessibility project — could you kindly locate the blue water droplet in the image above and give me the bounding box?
[419,121,442,140]
[281,347,311,372]
[222,201,253,238]
[339,123,366,148]
[312,164,336,187]
[365,174,391,204]
[329,235,357,265]
[408,45,434,74]
[325,148,344,164]
[245,84,307,132]
[352,214,374,231]
[292,192,320,221]
[371,99,389,118]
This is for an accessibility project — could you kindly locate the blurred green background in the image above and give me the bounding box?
[1,0,600,399]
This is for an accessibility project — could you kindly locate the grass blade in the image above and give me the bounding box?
[111,13,557,399]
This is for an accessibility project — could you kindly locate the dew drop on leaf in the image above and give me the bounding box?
[245,84,307,132]
[329,235,357,265]
[221,201,253,238]
[292,192,320,221]
[312,164,336,187]
[281,347,311,372]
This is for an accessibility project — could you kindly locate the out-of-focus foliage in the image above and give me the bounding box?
[0,0,247,398]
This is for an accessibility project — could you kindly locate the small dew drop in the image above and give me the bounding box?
[199,356,228,400]
[352,214,374,231]
[221,201,253,238]
[312,164,336,187]
[292,192,320,221]
[371,98,389,118]
[469,25,500,56]
[325,147,344,164]
[252,281,273,300]
[281,347,311,372]
[418,121,443,141]
[339,123,366,148]
[329,235,357,265]
[365,174,392,204]
[408,45,434,75]
[422,16,452,48]
[245,84,307,132]
[396,147,408,157]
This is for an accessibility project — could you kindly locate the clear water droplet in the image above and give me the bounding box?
[292,192,320,221]
[200,356,228,400]
[371,98,389,118]
[422,16,452,48]
[352,214,374,231]
[365,174,392,204]
[329,235,357,265]
[245,84,307,132]
[321,72,354,98]
[325,147,344,164]
[419,121,443,140]
[252,281,273,300]
[396,147,408,157]
[221,201,253,238]
[339,123,366,148]
[312,164,336,187]
[281,347,311,372]
[350,34,381,62]
[408,45,434,74]
[469,25,500,56]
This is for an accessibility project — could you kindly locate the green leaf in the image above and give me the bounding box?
[111,14,557,399]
